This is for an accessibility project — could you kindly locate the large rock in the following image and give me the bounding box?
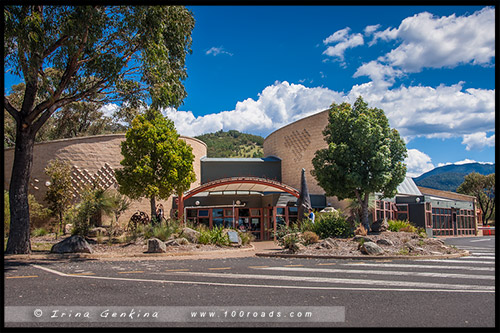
[353,235,374,243]
[223,229,242,247]
[371,218,389,232]
[317,237,337,249]
[360,241,384,255]
[51,235,93,254]
[147,238,167,253]
[180,227,200,243]
[376,238,394,246]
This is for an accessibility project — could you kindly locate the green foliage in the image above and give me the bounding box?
[44,159,73,235]
[278,232,301,253]
[4,5,195,254]
[31,227,49,237]
[312,211,353,239]
[195,130,264,158]
[4,191,51,236]
[70,187,116,236]
[115,108,196,218]
[197,226,231,246]
[457,172,495,224]
[387,219,417,233]
[311,96,407,230]
[238,231,254,246]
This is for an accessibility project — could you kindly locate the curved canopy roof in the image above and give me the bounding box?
[183,177,300,200]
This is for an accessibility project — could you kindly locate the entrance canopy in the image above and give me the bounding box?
[183,177,300,200]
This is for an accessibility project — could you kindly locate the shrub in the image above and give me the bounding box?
[278,232,301,253]
[238,231,254,245]
[354,224,368,236]
[388,219,417,233]
[312,211,353,239]
[31,228,49,237]
[197,226,230,246]
[301,231,319,245]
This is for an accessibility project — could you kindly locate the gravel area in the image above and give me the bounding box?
[30,234,251,257]
[273,231,468,257]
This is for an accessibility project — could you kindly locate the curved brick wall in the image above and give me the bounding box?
[4,134,207,225]
[263,110,349,211]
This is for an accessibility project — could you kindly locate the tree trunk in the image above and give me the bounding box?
[361,193,371,232]
[150,196,157,225]
[5,128,36,254]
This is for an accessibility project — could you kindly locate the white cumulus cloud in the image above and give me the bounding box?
[461,132,495,151]
[323,27,364,61]
[165,81,344,137]
[404,149,435,178]
[368,7,495,74]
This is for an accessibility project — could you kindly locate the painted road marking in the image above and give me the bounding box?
[415,259,494,264]
[255,266,495,280]
[117,271,144,274]
[345,262,495,271]
[30,265,493,294]
[168,271,495,291]
[6,275,38,279]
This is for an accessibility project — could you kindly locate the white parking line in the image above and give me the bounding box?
[415,259,495,264]
[344,262,495,271]
[255,266,495,280]
[167,271,495,291]
[31,264,494,294]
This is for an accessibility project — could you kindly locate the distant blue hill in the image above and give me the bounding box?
[413,162,495,192]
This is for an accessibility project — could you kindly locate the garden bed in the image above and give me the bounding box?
[270,230,468,257]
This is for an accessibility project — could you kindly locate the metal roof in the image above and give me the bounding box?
[397,177,422,196]
[201,156,281,163]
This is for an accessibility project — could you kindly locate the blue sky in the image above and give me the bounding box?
[169,5,495,177]
[4,5,495,178]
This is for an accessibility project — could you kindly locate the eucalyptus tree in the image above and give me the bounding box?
[4,6,195,253]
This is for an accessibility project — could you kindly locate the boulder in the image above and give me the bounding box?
[165,238,189,246]
[317,238,336,249]
[147,238,167,253]
[180,227,200,243]
[353,235,374,243]
[371,218,389,232]
[176,237,190,245]
[165,239,180,246]
[360,241,384,255]
[51,235,93,254]
[376,239,394,246]
[64,224,73,235]
[224,229,242,247]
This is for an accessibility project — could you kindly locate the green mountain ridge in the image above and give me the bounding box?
[195,130,264,158]
[413,162,495,192]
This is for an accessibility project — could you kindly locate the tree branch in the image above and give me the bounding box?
[4,96,20,123]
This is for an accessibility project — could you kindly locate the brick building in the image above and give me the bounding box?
[4,110,481,238]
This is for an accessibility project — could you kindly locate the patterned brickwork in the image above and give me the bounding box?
[263,110,350,211]
[4,134,207,226]
[70,163,117,200]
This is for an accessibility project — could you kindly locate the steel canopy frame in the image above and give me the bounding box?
[178,177,300,222]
